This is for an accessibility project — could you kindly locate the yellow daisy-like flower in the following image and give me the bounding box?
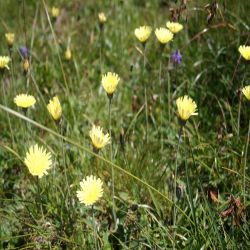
[242,85,250,101]
[101,72,120,96]
[89,125,110,150]
[47,96,62,121]
[176,95,198,121]
[98,12,107,24]
[238,45,250,60]
[0,56,10,70]
[64,48,72,60]
[77,175,103,206]
[155,28,173,44]
[52,6,60,18]
[166,21,183,34]
[24,144,52,178]
[134,26,152,43]
[14,94,36,108]
[5,33,15,47]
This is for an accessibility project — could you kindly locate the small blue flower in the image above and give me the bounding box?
[19,46,29,59]
[171,49,182,65]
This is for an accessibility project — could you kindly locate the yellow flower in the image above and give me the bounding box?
[5,33,15,47]
[64,48,72,60]
[242,85,250,101]
[155,28,173,44]
[89,125,110,150]
[239,45,250,60]
[24,144,52,178]
[176,95,198,121]
[23,59,30,73]
[14,94,36,108]
[134,26,152,43]
[47,96,62,121]
[0,56,10,70]
[101,72,120,95]
[77,175,103,206]
[98,12,107,23]
[52,6,60,18]
[166,21,183,34]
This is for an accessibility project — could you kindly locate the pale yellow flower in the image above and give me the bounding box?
[176,95,198,121]
[0,56,10,70]
[166,21,183,34]
[52,6,60,18]
[242,85,250,101]
[5,33,15,47]
[47,96,62,120]
[98,12,107,23]
[101,72,120,95]
[14,94,36,108]
[64,48,72,60]
[239,45,250,60]
[77,175,103,206]
[155,28,173,44]
[134,26,152,43]
[89,125,110,150]
[24,144,52,178]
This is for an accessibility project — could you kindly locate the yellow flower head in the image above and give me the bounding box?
[47,96,62,120]
[52,6,60,18]
[166,21,183,34]
[242,85,250,101]
[134,26,152,43]
[89,125,110,150]
[239,45,250,60]
[14,94,36,108]
[77,175,103,206]
[155,28,173,44]
[64,48,72,60]
[176,95,198,121]
[5,33,15,47]
[24,144,52,178]
[98,12,107,24]
[101,72,120,95]
[0,56,10,70]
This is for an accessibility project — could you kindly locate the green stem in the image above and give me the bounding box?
[159,55,163,152]
[92,207,98,250]
[143,44,148,143]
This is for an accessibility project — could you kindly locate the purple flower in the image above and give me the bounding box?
[19,46,29,59]
[171,49,182,65]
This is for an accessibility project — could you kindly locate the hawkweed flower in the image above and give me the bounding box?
[176,95,198,122]
[166,21,183,34]
[155,28,173,44]
[89,125,110,151]
[239,45,250,60]
[5,33,15,48]
[171,49,182,65]
[101,72,120,98]
[98,12,107,24]
[20,46,29,59]
[47,96,62,121]
[77,175,103,206]
[242,85,250,101]
[134,26,152,44]
[14,94,36,108]
[24,144,52,178]
[0,56,10,71]
[64,48,72,61]
[52,6,60,18]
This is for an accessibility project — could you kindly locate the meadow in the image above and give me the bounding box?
[0,0,250,249]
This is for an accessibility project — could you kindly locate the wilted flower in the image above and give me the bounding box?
[14,94,36,108]
[166,21,183,34]
[64,48,72,61]
[77,175,103,206]
[155,28,173,44]
[101,72,120,96]
[171,49,182,65]
[47,96,62,121]
[242,85,250,101]
[24,144,52,178]
[89,125,110,151]
[238,45,250,60]
[0,56,10,70]
[20,46,29,59]
[176,95,198,121]
[23,59,30,74]
[5,33,15,47]
[52,6,60,18]
[98,12,107,24]
[134,26,152,44]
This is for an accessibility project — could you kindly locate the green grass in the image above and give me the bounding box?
[0,0,250,249]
